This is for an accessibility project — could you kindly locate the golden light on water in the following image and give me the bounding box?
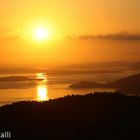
[37,85,49,101]
[36,73,49,101]
[36,73,47,82]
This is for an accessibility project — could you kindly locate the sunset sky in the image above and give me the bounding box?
[0,0,140,67]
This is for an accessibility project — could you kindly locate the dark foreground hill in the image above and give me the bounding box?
[0,93,140,140]
[69,73,140,94]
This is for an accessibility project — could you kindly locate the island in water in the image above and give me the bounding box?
[69,73,140,94]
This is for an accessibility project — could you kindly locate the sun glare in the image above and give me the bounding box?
[33,27,50,41]
[23,19,59,42]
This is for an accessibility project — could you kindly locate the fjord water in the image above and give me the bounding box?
[0,69,136,106]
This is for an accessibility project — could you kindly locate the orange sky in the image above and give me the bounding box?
[0,0,140,67]
[0,0,140,35]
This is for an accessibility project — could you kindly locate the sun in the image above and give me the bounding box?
[33,27,50,41]
[23,20,58,42]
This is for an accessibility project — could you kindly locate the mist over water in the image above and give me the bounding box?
[0,64,139,106]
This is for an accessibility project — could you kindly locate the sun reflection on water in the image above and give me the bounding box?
[36,73,49,101]
[36,73,47,82]
[37,85,49,101]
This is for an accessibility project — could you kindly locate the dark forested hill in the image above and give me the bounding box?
[0,93,139,140]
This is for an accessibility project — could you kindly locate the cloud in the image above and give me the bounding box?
[77,32,140,41]
[0,28,22,39]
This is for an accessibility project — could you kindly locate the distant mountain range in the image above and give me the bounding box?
[60,61,131,70]
[0,76,44,89]
[130,62,140,70]
[0,61,140,75]
[0,76,43,82]
[69,73,140,94]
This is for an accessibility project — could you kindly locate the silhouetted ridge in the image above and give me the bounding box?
[0,93,139,140]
